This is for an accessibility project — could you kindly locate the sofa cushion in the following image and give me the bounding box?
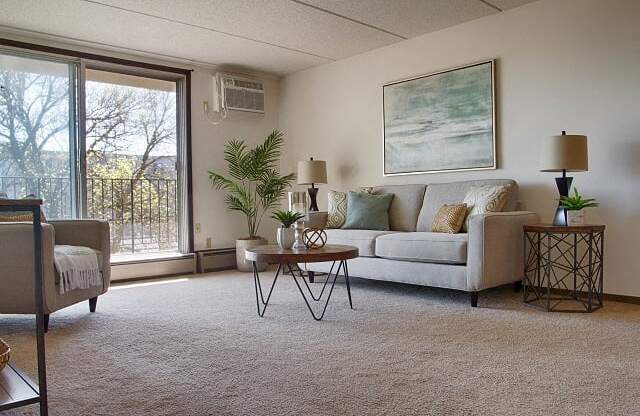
[416,179,518,232]
[371,184,426,232]
[375,232,468,264]
[324,229,396,257]
[342,191,393,231]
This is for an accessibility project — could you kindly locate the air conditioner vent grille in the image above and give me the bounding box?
[225,79,263,91]
[221,75,265,114]
[225,88,265,113]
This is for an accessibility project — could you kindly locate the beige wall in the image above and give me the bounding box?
[191,69,284,250]
[279,0,640,297]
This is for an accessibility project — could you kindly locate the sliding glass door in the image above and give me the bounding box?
[84,68,180,257]
[0,48,189,258]
[0,51,76,218]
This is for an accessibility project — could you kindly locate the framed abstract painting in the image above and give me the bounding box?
[383,60,496,175]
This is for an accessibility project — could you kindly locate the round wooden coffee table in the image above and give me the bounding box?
[245,244,359,321]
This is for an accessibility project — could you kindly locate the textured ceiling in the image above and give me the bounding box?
[0,0,540,75]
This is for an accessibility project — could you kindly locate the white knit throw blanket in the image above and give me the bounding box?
[54,245,102,294]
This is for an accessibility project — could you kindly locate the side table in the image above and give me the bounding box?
[523,224,605,312]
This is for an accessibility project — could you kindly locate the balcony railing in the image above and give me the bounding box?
[0,176,178,255]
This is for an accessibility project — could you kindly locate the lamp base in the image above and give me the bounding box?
[307,187,319,212]
[553,206,567,226]
[552,175,572,226]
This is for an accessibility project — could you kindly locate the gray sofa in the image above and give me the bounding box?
[305,179,539,306]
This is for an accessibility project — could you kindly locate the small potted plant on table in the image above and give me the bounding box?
[271,210,304,249]
[560,188,599,226]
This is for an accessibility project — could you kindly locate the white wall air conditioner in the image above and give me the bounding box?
[220,75,265,114]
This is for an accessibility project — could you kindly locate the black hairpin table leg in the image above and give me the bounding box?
[288,260,352,321]
[252,262,281,317]
[250,256,355,321]
[344,260,353,309]
[290,262,336,302]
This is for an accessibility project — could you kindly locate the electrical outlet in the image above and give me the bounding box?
[206,237,212,248]
[195,223,201,234]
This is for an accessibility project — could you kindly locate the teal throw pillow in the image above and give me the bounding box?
[342,191,393,230]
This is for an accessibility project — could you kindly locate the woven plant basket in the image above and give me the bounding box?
[0,338,10,372]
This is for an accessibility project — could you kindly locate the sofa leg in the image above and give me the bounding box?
[513,280,522,293]
[307,271,315,283]
[44,314,50,333]
[89,297,98,313]
[470,291,478,308]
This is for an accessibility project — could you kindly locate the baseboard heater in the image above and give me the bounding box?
[195,248,236,273]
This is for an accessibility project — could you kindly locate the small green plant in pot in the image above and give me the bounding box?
[209,130,295,271]
[271,210,304,249]
[559,188,599,226]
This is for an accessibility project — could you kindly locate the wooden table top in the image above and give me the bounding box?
[0,199,42,207]
[245,244,359,263]
[524,224,605,233]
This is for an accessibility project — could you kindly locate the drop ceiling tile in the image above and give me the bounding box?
[299,0,498,39]
[0,0,543,76]
[0,0,329,75]
[79,0,402,60]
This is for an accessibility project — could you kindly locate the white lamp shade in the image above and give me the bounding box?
[539,134,588,172]
[297,159,327,184]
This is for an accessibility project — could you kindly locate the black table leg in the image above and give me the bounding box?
[252,260,354,321]
[290,262,336,302]
[289,262,341,321]
[252,262,281,317]
[344,260,353,309]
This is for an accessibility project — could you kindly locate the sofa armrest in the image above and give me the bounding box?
[466,211,539,291]
[49,219,111,291]
[0,223,58,313]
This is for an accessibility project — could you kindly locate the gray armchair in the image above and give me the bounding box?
[0,220,111,331]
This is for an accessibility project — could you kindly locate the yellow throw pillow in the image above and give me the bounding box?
[431,203,467,234]
[462,185,510,231]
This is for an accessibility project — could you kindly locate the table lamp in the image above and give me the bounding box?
[297,158,327,212]
[539,131,588,226]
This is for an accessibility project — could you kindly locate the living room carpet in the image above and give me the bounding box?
[2,271,640,415]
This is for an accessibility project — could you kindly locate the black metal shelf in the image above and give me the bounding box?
[0,364,40,411]
[0,200,48,415]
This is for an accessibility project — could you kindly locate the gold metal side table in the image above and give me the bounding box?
[523,224,605,312]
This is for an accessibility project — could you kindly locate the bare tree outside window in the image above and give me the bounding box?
[0,54,73,217]
[0,56,180,256]
[85,71,179,255]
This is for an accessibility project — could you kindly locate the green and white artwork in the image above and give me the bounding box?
[383,61,495,175]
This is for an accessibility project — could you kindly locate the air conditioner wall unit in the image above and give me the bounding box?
[219,74,265,114]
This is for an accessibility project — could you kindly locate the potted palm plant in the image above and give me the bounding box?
[271,210,305,249]
[209,130,295,271]
[560,188,599,226]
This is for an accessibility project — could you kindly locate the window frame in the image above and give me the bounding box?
[0,38,193,254]
[0,46,80,218]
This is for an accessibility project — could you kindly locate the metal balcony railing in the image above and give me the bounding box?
[0,176,178,254]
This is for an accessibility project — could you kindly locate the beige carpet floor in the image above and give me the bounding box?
[2,271,640,416]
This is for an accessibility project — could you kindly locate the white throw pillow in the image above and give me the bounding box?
[462,185,510,232]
